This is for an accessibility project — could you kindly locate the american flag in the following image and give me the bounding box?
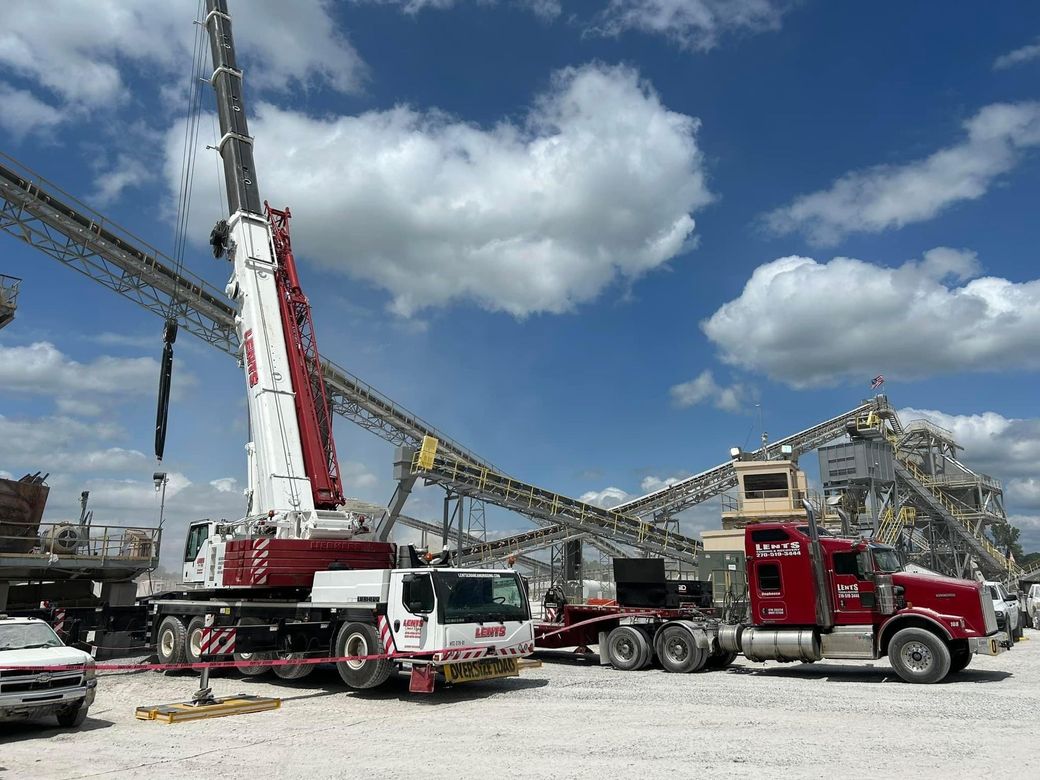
[871,374,885,390]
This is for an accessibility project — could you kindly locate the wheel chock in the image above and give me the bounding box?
[135,694,281,723]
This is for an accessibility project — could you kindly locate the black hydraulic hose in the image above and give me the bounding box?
[154,320,178,461]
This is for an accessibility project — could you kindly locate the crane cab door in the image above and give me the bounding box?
[182,521,212,584]
[387,571,437,653]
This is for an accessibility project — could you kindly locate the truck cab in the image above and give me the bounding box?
[744,522,1007,683]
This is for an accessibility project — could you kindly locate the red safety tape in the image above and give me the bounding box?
[0,643,532,674]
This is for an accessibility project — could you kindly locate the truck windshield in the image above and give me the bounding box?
[432,571,529,624]
[0,622,63,650]
[871,547,902,573]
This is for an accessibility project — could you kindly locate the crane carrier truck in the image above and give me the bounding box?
[138,0,534,692]
[537,504,1008,684]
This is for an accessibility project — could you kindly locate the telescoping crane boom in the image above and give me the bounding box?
[204,0,349,538]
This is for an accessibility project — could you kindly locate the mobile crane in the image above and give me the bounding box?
[144,0,535,692]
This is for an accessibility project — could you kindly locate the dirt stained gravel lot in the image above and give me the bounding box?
[1,629,1036,779]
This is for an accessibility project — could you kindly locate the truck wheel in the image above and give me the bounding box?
[156,616,187,665]
[888,627,951,684]
[234,617,274,676]
[704,650,738,670]
[655,625,706,673]
[605,626,650,671]
[335,622,393,689]
[55,702,88,728]
[185,617,206,664]
[948,645,971,674]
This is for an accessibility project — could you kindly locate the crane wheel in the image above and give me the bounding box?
[605,626,651,671]
[234,617,274,676]
[273,651,315,681]
[156,617,187,666]
[185,617,207,664]
[335,622,394,689]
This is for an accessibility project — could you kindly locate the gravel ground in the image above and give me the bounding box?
[2,630,1036,779]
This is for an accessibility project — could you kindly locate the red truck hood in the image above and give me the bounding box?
[892,572,987,633]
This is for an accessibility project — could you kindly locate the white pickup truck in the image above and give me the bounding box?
[0,615,97,727]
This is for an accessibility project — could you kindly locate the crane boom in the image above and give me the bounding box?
[202,0,344,527]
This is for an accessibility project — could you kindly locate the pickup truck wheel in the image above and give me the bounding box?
[185,617,206,664]
[335,622,393,689]
[605,626,650,671]
[655,625,705,673]
[156,617,187,665]
[55,702,88,728]
[234,617,274,676]
[888,627,951,684]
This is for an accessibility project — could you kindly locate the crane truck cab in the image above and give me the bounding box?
[741,521,1008,682]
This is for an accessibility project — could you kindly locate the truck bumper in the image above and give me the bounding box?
[0,683,93,720]
[968,632,1009,656]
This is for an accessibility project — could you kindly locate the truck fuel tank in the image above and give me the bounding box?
[741,627,821,663]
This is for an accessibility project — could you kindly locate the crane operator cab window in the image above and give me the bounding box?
[183,522,210,562]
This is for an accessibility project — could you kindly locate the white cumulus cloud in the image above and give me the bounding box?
[169,63,713,317]
[579,486,632,509]
[597,0,787,50]
[0,82,63,137]
[670,369,752,412]
[703,248,1040,387]
[764,101,1040,245]
[0,0,364,111]
[994,36,1040,70]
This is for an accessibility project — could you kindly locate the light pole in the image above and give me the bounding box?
[153,471,169,529]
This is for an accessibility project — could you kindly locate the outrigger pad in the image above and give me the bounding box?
[135,694,280,723]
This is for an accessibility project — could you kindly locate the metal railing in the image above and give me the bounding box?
[0,522,161,562]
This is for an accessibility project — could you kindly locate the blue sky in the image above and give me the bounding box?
[1,0,1039,563]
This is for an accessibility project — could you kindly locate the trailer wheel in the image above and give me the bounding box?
[185,617,206,664]
[887,627,951,684]
[655,625,706,674]
[335,622,393,689]
[605,626,650,671]
[234,617,274,676]
[156,617,187,665]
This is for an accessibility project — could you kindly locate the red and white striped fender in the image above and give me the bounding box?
[376,615,397,657]
[199,626,237,657]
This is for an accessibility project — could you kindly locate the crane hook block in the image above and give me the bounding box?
[209,219,231,259]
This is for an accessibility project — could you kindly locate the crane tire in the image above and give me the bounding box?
[156,617,187,666]
[234,617,274,676]
[185,617,207,664]
[335,622,394,689]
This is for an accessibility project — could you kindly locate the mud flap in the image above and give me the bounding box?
[409,663,436,694]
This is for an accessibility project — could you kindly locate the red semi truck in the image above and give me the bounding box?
[537,508,1008,683]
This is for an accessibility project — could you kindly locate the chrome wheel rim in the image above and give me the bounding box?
[346,634,368,670]
[160,629,175,658]
[901,641,933,672]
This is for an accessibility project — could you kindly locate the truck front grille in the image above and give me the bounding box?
[0,672,83,695]
[981,589,998,634]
